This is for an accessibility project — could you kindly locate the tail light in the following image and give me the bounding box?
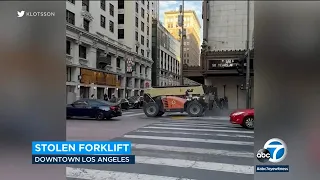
[110,106,116,111]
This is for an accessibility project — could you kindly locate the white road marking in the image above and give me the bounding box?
[123,135,254,146]
[159,122,230,126]
[122,112,135,115]
[131,143,254,158]
[136,156,254,174]
[150,124,236,129]
[134,130,254,138]
[66,167,195,180]
[142,126,254,134]
[123,113,145,117]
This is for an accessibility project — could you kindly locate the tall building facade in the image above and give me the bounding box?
[201,1,254,109]
[164,10,201,66]
[66,0,152,104]
[118,0,153,96]
[150,0,160,20]
[151,20,181,86]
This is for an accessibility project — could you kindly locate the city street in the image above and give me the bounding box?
[66,109,254,180]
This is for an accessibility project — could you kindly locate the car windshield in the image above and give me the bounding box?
[87,99,112,106]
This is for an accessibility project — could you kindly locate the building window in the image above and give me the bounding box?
[66,10,75,25]
[83,19,89,31]
[141,49,144,56]
[68,0,75,4]
[109,3,114,16]
[66,40,71,55]
[141,35,144,45]
[100,0,105,10]
[147,26,149,35]
[109,20,114,33]
[147,14,149,22]
[135,31,138,41]
[146,40,149,47]
[100,15,106,28]
[136,46,139,53]
[141,22,144,32]
[135,2,138,13]
[66,67,72,82]
[147,52,149,58]
[116,58,121,68]
[118,29,124,39]
[135,17,138,28]
[141,8,145,18]
[118,14,124,24]
[147,1,149,9]
[118,0,124,9]
[79,45,87,59]
[82,0,89,12]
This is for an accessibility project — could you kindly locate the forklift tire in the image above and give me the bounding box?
[143,102,160,117]
[156,111,165,117]
[186,101,204,117]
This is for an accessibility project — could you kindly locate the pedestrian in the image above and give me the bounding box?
[103,93,109,101]
[110,94,117,103]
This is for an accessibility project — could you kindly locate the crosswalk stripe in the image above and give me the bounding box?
[134,130,254,138]
[135,156,254,174]
[131,143,254,158]
[157,122,230,126]
[66,167,195,180]
[150,124,237,129]
[142,126,254,134]
[123,135,254,145]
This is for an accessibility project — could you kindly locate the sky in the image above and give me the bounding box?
[159,0,203,42]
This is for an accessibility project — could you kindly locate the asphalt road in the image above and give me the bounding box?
[66,109,254,180]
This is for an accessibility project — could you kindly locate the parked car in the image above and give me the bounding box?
[230,108,254,129]
[118,98,130,110]
[67,99,122,120]
[128,96,143,109]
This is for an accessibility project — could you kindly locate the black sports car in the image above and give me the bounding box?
[66,99,122,120]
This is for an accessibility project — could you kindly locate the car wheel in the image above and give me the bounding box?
[143,103,159,117]
[95,111,104,121]
[243,116,254,129]
[186,101,204,117]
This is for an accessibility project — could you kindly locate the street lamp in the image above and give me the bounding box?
[245,0,251,108]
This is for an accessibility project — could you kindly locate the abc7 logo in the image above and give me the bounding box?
[257,138,287,163]
[256,149,271,163]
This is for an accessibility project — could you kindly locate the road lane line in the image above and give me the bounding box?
[142,126,254,134]
[134,130,254,138]
[135,156,254,174]
[123,113,145,117]
[66,167,195,180]
[131,143,254,158]
[123,135,254,146]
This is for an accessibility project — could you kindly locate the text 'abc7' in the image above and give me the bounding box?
[256,138,287,163]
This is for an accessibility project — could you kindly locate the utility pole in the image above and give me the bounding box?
[179,0,185,85]
[245,0,251,108]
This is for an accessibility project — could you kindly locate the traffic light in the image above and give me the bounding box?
[236,54,246,75]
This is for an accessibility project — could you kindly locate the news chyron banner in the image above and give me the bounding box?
[32,141,135,164]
